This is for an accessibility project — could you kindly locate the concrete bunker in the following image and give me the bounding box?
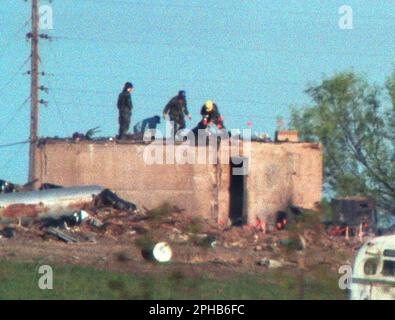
[33,139,323,227]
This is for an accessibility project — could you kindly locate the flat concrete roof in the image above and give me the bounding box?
[38,137,318,146]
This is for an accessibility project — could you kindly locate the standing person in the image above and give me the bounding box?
[117,82,133,140]
[163,90,191,138]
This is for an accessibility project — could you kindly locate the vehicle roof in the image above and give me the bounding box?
[363,235,395,254]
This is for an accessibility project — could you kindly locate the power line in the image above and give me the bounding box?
[2,96,31,133]
[0,140,31,148]
[0,2,49,60]
[0,16,31,62]
[71,0,246,11]
[72,0,395,21]
[53,35,395,58]
[52,100,290,112]
[0,141,28,176]
[48,24,394,43]
[48,100,294,125]
[0,55,31,95]
[38,51,68,133]
[48,43,272,133]
[41,46,306,87]
[51,99,291,114]
[46,71,303,87]
[49,87,300,107]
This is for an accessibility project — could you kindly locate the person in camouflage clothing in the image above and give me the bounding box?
[163,90,191,138]
[117,82,134,140]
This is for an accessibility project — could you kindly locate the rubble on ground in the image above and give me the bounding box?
[256,257,287,269]
[0,185,146,243]
[0,192,369,272]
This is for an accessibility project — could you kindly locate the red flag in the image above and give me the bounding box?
[278,119,285,127]
[246,122,253,127]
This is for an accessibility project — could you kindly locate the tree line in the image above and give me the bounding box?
[289,68,395,215]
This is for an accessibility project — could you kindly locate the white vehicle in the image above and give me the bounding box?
[351,235,395,300]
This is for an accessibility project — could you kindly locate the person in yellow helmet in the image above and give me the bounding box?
[196,100,225,131]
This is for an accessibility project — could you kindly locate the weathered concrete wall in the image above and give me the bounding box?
[35,140,220,219]
[34,140,322,225]
[245,142,323,225]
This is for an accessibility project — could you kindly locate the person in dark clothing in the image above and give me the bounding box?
[117,82,133,139]
[194,100,225,132]
[133,115,161,134]
[163,90,191,138]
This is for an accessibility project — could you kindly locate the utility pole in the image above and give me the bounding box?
[28,0,39,183]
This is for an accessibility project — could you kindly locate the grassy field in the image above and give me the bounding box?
[0,260,347,300]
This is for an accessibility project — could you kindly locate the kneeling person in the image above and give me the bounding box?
[195,100,225,133]
[133,115,161,140]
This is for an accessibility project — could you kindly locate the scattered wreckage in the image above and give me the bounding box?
[2,177,390,269]
[0,181,177,262]
[0,184,145,243]
[0,179,36,194]
[351,235,395,300]
[142,242,173,263]
[0,185,140,219]
[0,185,104,219]
[329,197,375,237]
[72,126,101,142]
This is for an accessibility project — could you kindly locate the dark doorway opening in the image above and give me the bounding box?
[229,157,247,226]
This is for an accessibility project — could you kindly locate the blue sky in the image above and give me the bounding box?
[0,0,394,183]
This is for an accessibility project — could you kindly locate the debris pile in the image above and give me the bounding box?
[0,185,145,244]
[72,126,101,142]
[0,187,367,271]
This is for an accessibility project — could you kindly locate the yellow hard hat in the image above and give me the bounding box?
[205,100,214,112]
